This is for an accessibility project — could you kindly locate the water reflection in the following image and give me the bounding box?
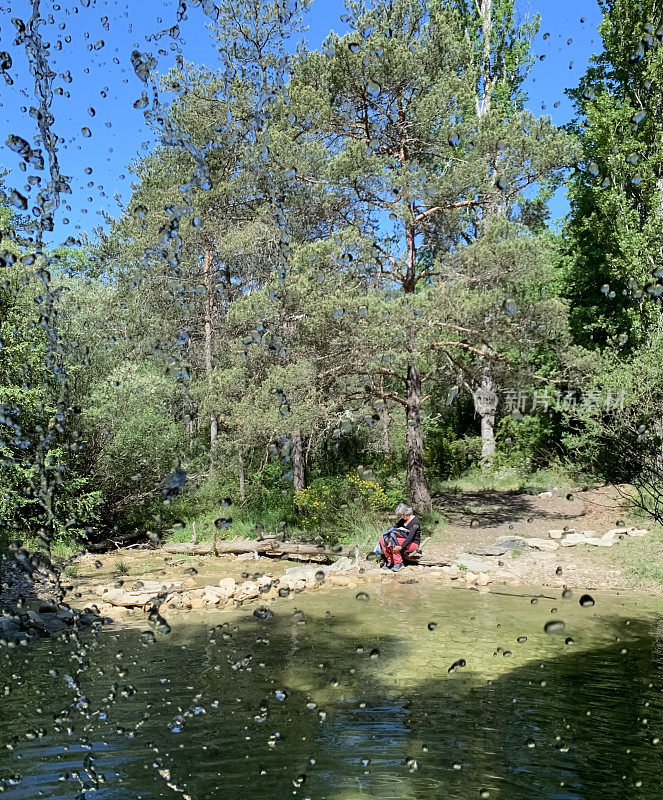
[1,586,662,799]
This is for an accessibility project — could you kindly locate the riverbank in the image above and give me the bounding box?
[3,484,662,637]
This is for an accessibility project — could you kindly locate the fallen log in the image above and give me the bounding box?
[161,539,359,559]
[161,538,450,567]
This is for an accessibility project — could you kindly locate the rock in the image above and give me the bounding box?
[538,491,553,498]
[472,546,507,557]
[441,565,461,576]
[495,537,528,550]
[328,575,352,586]
[580,530,598,538]
[560,533,587,547]
[38,601,59,614]
[476,572,491,586]
[525,538,560,552]
[56,608,74,623]
[190,596,205,610]
[0,618,21,641]
[38,614,69,634]
[236,552,258,561]
[217,577,236,597]
[548,530,565,539]
[629,529,648,537]
[583,537,615,547]
[606,527,629,536]
[464,571,478,584]
[454,554,494,572]
[235,581,259,601]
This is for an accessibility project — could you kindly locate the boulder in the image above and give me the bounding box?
[476,572,492,586]
[548,530,564,540]
[441,565,461,576]
[464,571,478,584]
[525,538,559,552]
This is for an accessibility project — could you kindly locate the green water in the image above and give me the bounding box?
[2,582,663,799]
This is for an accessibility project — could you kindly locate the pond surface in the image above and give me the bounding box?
[2,582,663,799]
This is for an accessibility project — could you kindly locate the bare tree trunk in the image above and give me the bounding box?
[292,429,306,493]
[405,365,432,512]
[238,446,246,504]
[473,370,499,468]
[203,246,218,449]
[477,0,493,118]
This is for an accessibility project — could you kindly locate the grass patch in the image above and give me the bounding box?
[64,564,78,578]
[112,560,130,577]
[433,466,591,496]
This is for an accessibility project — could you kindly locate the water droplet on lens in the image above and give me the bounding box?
[428,622,437,631]
[579,594,595,608]
[355,592,370,602]
[544,620,565,634]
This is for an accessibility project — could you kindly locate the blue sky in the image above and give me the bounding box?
[0,0,603,245]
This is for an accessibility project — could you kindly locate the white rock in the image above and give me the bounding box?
[525,538,560,552]
[629,529,648,537]
[560,533,587,547]
[476,572,491,586]
[235,581,259,601]
[580,530,598,538]
[606,528,629,536]
[218,577,236,596]
[464,571,478,584]
[548,530,564,539]
[584,537,616,547]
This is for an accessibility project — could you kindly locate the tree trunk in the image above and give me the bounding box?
[238,446,246,504]
[405,365,432,512]
[292,429,306,493]
[203,246,218,449]
[473,371,499,468]
[477,0,493,118]
[379,377,390,454]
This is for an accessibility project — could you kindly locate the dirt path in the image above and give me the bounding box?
[423,484,660,591]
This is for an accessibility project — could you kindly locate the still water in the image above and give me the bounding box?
[1,581,663,799]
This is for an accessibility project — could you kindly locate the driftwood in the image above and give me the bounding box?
[161,538,450,567]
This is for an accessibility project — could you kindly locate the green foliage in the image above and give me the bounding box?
[295,473,400,538]
[495,413,562,470]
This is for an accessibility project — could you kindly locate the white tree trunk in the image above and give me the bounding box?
[473,371,499,467]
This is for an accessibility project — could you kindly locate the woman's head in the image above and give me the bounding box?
[395,503,414,518]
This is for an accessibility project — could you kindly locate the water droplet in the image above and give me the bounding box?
[427,622,437,631]
[544,620,565,635]
[579,594,595,608]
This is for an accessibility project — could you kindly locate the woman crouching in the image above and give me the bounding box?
[379,504,421,572]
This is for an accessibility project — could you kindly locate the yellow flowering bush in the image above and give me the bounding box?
[295,473,393,530]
